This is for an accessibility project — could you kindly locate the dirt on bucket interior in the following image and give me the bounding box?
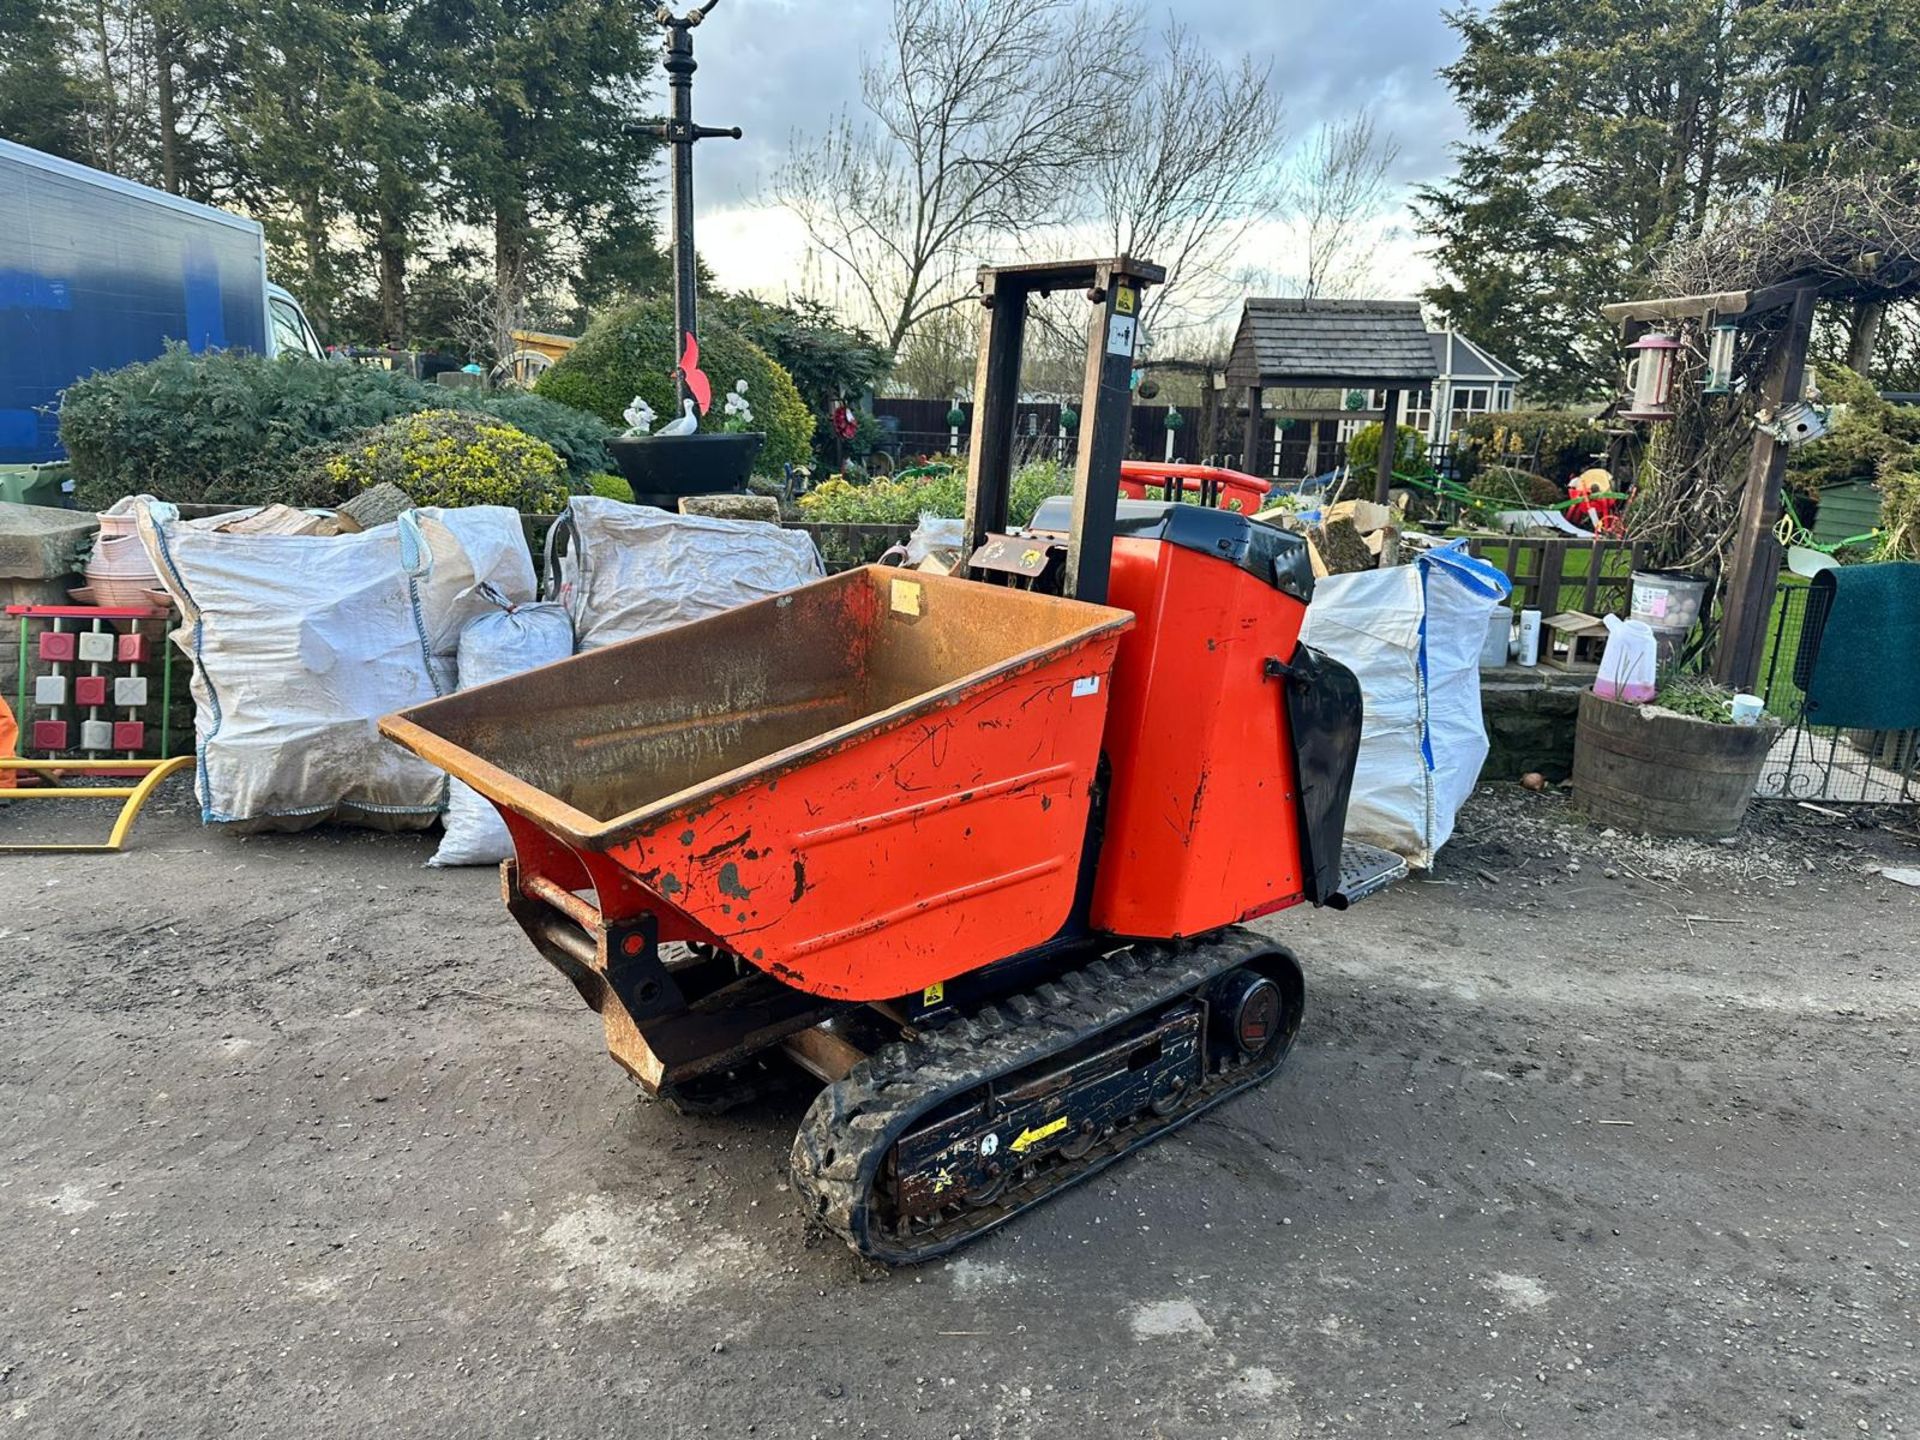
[1,776,1916,1439]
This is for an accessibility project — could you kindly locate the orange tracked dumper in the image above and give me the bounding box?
[380,257,1403,1261]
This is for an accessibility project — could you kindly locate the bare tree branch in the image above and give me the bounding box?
[1084,18,1286,343]
[1286,108,1402,299]
[776,0,1140,352]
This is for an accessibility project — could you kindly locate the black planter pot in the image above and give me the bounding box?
[607,432,764,510]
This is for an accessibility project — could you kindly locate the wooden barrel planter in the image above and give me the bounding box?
[1571,692,1778,838]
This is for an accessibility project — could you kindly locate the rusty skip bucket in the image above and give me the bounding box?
[381,566,1133,1003]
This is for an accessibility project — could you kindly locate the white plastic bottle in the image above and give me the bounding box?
[1517,608,1542,667]
[1595,614,1658,703]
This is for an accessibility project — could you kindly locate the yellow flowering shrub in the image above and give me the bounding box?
[320,409,570,511]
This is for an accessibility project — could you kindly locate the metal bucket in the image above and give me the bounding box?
[382,566,1134,1000]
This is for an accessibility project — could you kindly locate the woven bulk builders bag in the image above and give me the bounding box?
[1300,541,1512,868]
[137,500,534,832]
[543,495,823,650]
[427,584,575,866]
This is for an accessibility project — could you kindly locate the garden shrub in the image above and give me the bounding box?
[534,297,812,473]
[708,294,892,462]
[1468,464,1564,508]
[1454,409,1606,484]
[307,409,570,512]
[1345,422,1431,482]
[458,389,614,482]
[797,461,1068,526]
[59,345,613,507]
[1878,469,1920,560]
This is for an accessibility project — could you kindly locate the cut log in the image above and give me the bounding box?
[213,504,331,537]
[678,494,782,523]
[1326,499,1393,535]
[333,483,414,534]
[1310,517,1374,575]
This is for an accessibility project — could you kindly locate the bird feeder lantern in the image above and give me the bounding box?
[1620,331,1682,421]
[1703,321,1738,396]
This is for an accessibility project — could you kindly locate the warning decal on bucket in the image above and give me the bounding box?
[1072,676,1100,697]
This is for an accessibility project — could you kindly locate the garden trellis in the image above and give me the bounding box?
[1601,173,1920,691]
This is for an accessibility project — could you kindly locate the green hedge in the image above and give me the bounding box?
[306,409,571,512]
[1469,464,1564,508]
[535,297,812,474]
[709,294,892,462]
[796,461,1068,525]
[58,346,614,508]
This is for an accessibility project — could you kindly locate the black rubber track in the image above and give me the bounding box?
[790,925,1302,1264]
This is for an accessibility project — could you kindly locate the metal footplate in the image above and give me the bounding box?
[1327,841,1408,909]
[791,928,1304,1264]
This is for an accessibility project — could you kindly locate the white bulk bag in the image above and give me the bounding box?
[545,495,823,650]
[428,585,575,867]
[138,501,535,832]
[1300,542,1512,867]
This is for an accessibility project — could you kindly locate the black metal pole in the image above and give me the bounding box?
[641,4,739,412]
[1065,260,1161,605]
[664,20,698,389]
[962,274,1027,555]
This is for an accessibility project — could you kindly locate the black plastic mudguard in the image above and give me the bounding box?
[1281,643,1365,906]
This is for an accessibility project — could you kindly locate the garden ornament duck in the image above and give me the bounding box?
[657,398,700,436]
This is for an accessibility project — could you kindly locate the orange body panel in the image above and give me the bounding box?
[1091,535,1310,937]
[588,644,1121,1000]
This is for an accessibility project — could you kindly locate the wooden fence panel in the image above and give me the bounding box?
[1465,535,1647,615]
[788,523,913,572]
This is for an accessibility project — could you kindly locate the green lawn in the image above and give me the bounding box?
[1755,572,1813,718]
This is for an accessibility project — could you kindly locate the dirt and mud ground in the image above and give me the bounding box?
[3,780,1917,1439]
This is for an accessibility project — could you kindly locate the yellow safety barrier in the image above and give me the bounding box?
[0,755,193,853]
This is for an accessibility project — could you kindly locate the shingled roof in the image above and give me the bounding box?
[1226,298,1440,388]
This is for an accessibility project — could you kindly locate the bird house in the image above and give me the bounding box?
[1541,610,1610,670]
[1620,332,1681,421]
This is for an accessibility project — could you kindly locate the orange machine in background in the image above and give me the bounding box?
[1117,460,1273,513]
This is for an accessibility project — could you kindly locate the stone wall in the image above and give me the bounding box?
[1479,666,1589,782]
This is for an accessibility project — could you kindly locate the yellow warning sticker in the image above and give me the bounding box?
[1010,1117,1068,1153]
[890,577,923,616]
[1114,286,1137,316]
[922,982,945,1006]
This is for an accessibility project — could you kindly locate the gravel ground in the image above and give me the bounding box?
[2,778,1917,1439]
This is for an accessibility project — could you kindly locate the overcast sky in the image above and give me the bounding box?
[670,0,1470,315]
